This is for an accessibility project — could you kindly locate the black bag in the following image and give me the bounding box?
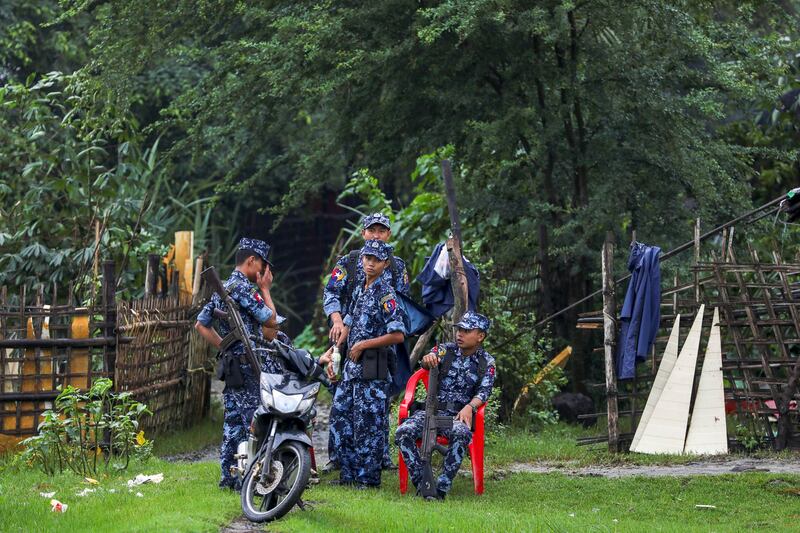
[360,347,390,380]
[216,352,244,388]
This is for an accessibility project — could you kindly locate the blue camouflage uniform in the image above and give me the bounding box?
[395,311,496,495]
[323,213,410,467]
[329,240,407,486]
[196,238,278,490]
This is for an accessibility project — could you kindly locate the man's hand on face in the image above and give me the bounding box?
[256,264,273,291]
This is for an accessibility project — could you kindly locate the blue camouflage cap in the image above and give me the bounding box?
[362,212,391,230]
[360,239,393,261]
[238,237,272,266]
[455,311,491,332]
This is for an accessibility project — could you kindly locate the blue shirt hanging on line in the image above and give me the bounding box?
[617,241,661,380]
[416,242,480,318]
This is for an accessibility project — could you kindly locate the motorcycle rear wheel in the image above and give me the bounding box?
[241,441,311,522]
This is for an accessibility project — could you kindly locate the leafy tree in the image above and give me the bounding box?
[0,71,197,298]
[0,0,89,83]
[50,1,800,386]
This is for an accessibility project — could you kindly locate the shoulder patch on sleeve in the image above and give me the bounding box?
[380,292,397,314]
[250,287,264,304]
[489,366,495,376]
[331,265,347,282]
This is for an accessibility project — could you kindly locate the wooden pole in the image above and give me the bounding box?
[442,160,463,245]
[694,218,701,303]
[409,327,436,369]
[442,160,469,339]
[102,261,117,383]
[145,254,160,297]
[602,231,619,453]
[191,255,205,306]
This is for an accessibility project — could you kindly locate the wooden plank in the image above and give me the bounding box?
[685,308,728,455]
[69,311,90,390]
[630,315,681,452]
[174,230,194,298]
[634,305,704,455]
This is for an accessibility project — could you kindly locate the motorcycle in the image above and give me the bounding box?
[231,340,330,523]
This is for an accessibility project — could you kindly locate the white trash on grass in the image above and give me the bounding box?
[50,499,68,513]
[127,473,164,488]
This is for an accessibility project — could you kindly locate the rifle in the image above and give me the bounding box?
[418,364,453,498]
[201,266,262,374]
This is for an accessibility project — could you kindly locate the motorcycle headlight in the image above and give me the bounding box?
[271,390,304,414]
[261,388,274,408]
[298,397,315,415]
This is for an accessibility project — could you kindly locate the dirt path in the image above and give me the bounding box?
[310,401,330,467]
[220,516,266,533]
[495,458,800,479]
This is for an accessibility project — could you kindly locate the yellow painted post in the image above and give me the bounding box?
[21,305,52,431]
[174,231,194,298]
[69,310,90,390]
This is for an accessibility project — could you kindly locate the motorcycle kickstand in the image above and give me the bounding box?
[296,499,313,512]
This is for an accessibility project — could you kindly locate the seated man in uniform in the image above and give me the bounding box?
[395,311,496,500]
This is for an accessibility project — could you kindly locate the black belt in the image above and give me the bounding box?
[437,401,464,412]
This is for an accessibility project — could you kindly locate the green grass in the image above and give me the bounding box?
[486,423,796,468]
[3,421,800,532]
[276,471,800,532]
[152,400,223,458]
[0,458,241,532]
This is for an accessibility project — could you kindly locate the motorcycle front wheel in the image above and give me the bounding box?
[241,440,311,522]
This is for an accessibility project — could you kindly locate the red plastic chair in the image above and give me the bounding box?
[397,368,485,495]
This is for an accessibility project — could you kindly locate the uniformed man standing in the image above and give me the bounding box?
[395,311,496,500]
[327,240,407,488]
[322,213,410,471]
[194,238,278,490]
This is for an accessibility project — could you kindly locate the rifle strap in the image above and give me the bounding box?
[344,250,359,313]
[437,344,488,404]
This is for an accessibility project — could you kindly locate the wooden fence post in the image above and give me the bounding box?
[102,261,117,382]
[146,254,160,297]
[602,232,619,453]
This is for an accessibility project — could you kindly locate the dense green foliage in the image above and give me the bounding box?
[56,1,799,328]
[1,1,799,394]
[0,71,194,298]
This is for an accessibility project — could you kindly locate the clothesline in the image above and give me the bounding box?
[532,194,786,331]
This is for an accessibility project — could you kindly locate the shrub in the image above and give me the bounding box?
[479,268,565,429]
[19,378,152,475]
